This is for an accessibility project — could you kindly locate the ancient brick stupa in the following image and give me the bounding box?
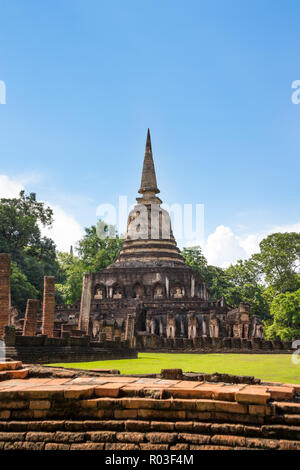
[79,130,263,348]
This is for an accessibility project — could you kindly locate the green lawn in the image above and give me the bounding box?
[48,352,300,384]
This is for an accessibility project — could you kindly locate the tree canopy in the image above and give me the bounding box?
[182,247,269,318]
[55,222,123,304]
[0,191,59,310]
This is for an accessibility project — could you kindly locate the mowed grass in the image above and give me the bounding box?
[48,352,300,384]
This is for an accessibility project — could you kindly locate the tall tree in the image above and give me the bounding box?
[77,221,123,273]
[253,232,300,293]
[264,289,300,341]
[182,246,230,301]
[0,191,59,311]
[224,259,269,318]
[56,221,123,304]
[182,246,207,279]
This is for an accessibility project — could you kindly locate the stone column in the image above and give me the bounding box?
[0,254,11,340]
[125,313,136,348]
[79,273,92,334]
[191,276,195,298]
[42,276,55,337]
[23,299,39,336]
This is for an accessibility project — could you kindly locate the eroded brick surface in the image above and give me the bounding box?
[0,374,299,450]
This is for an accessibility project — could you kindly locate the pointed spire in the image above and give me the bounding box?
[138,128,160,195]
[145,128,152,152]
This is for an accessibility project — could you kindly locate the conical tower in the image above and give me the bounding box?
[138,128,160,198]
[114,129,185,266]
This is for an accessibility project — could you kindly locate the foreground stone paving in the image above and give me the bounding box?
[0,365,300,450]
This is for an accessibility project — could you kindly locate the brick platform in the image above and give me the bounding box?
[0,374,300,450]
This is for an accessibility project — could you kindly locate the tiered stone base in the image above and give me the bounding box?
[0,374,300,450]
[0,361,29,381]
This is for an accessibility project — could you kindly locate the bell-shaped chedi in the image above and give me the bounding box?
[114,129,185,267]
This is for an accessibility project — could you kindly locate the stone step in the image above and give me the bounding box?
[0,368,29,381]
[0,361,22,371]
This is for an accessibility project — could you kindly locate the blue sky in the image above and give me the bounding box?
[0,0,299,266]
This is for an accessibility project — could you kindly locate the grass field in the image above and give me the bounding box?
[48,352,300,384]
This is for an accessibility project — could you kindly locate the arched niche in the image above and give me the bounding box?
[153,283,165,299]
[170,282,184,299]
[94,284,106,299]
[112,283,123,299]
[132,283,144,299]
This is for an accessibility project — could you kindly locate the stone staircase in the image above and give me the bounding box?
[0,361,29,381]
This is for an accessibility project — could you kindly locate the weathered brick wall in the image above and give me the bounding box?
[0,254,10,340]
[42,276,55,337]
[0,380,300,450]
[138,335,291,354]
[23,300,39,337]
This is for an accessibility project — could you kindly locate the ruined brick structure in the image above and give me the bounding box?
[79,130,264,348]
[23,299,39,337]
[1,366,300,450]
[0,254,136,363]
[41,276,55,338]
[0,254,10,340]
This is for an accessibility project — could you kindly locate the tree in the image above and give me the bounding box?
[182,246,230,301]
[0,191,53,261]
[56,221,123,304]
[224,259,269,318]
[253,232,300,293]
[55,252,86,304]
[182,246,207,279]
[77,222,123,273]
[10,262,38,312]
[204,265,231,301]
[264,289,300,340]
[182,247,269,317]
[0,191,59,310]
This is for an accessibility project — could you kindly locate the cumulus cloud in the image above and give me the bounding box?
[201,222,300,268]
[0,174,23,198]
[203,225,247,268]
[0,174,83,252]
[41,205,83,252]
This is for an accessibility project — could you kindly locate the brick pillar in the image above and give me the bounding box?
[79,273,92,334]
[42,276,55,337]
[125,313,136,348]
[0,254,11,340]
[23,299,39,336]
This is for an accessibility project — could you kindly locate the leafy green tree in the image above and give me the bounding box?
[77,222,123,273]
[56,221,123,304]
[182,246,207,278]
[55,252,86,304]
[182,247,269,317]
[253,232,300,293]
[224,259,269,318]
[0,191,53,261]
[204,265,231,301]
[182,246,230,301]
[0,191,59,311]
[10,262,38,312]
[264,289,300,340]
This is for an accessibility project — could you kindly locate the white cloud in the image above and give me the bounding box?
[0,174,23,198]
[0,174,83,252]
[41,205,84,252]
[203,225,248,268]
[201,222,300,268]
[239,222,300,258]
